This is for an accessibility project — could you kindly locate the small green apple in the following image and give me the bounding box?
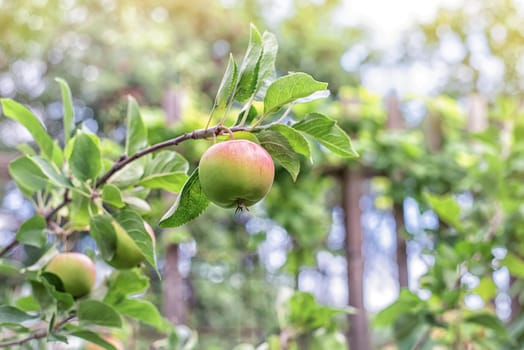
[45,252,96,298]
[199,140,275,208]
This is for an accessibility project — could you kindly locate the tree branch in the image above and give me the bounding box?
[0,315,75,347]
[0,240,17,258]
[1,124,260,257]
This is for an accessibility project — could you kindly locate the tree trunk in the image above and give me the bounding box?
[393,202,409,289]
[343,168,371,350]
[163,243,188,325]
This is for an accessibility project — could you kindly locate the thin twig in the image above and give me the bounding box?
[95,124,252,188]
[0,315,75,347]
[0,240,18,258]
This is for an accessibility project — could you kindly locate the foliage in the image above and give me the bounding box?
[0,26,355,349]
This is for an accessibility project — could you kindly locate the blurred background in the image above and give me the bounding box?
[1,0,524,349]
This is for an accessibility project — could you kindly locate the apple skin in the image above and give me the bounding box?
[45,252,96,298]
[107,221,156,269]
[199,140,275,208]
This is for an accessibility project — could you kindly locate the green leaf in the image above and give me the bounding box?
[258,130,300,181]
[108,158,146,188]
[255,31,278,96]
[159,168,210,228]
[0,98,54,159]
[502,253,524,279]
[423,192,462,229]
[374,290,423,327]
[125,96,148,156]
[235,104,259,126]
[69,190,94,230]
[113,298,167,331]
[115,210,157,272]
[464,312,508,337]
[293,113,358,158]
[39,273,75,311]
[69,132,101,182]
[31,156,73,188]
[269,124,311,161]
[8,156,48,195]
[215,53,238,109]
[55,78,75,143]
[16,215,46,248]
[286,291,349,330]
[89,214,117,262]
[78,300,122,328]
[138,151,189,193]
[104,269,149,305]
[0,305,38,325]
[70,330,118,350]
[102,184,125,208]
[474,277,497,301]
[15,295,41,312]
[122,196,152,213]
[234,24,264,102]
[264,73,328,114]
[0,259,23,276]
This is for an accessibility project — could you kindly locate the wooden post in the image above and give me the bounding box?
[393,202,408,289]
[343,168,371,350]
[163,243,188,325]
[386,92,409,289]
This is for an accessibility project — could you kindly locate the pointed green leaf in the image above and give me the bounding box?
[115,210,157,272]
[104,269,149,305]
[38,274,75,311]
[70,330,118,350]
[255,31,279,96]
[16,215,46,248]
[55,78,75,143]
[159,168,209,228]
[293,113,358,158]
[31,156,72,188]
[108,157,146,188]
[0,305,39,325]
[464,312,508,337]
[423,192,462,229]
[69,132,101,182]
[0,98,54,159]
[70,190,94,230]
[235,104,259,126]
[269,124,311,161]
[89,214,117,262]
[258,130,300,181]
[138,151,189,193]
[502,253,524,279]
[264,73,328,114]
[78,300,122,328]
[8,156,48,195]
[215,53,239,110]
[125,96,148,156]
[15,295,41,312]
[102,184,125,208]
[234,24,264,102]
[113,298,167,331]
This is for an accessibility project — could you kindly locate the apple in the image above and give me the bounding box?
[199,140,274,208]
[45,252,96,298]
[106,221,156,269]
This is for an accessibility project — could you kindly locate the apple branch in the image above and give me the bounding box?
[0,315,75,348]
[0,123,265,258]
